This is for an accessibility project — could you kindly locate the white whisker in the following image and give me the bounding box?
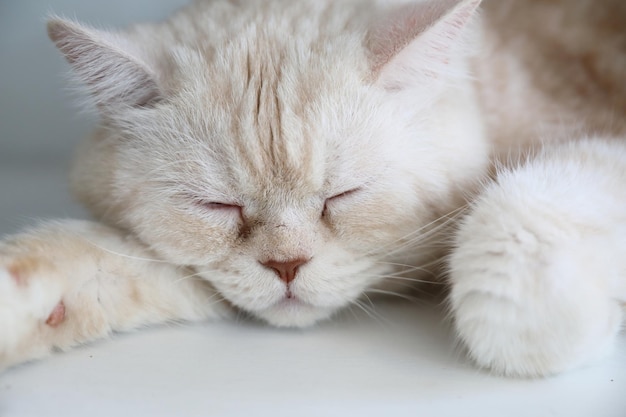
[365,288,424,304]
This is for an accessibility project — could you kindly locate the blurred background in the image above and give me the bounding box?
[0,0,188,234]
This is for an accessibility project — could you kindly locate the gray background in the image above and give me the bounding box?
[0,0,188,163]
[0,0,188,234]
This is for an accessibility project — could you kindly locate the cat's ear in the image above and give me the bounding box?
[47,18,162,112]
[367,0,482,90]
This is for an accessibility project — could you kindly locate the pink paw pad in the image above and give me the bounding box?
[8,264,26,286]
[46,302,66,327]
[7,257,39,286]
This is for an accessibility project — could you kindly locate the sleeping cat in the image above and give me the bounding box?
[1,0,625,377]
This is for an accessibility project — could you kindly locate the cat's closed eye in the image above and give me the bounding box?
[201,202,241,211]
[322,187,362,218]
[196,200,243,220]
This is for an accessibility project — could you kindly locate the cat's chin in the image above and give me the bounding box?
[253,298,337,328]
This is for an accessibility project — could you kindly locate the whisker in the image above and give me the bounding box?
[365,288,424,304]
[172,268,215,284]
[377,208,468,259]
[346,305,363,322]
[378,275,443,285]
[350,299,387,324]
[362,293,376,309]
[66,230,172,264]
[360,205,468,259]
[376,261,435,269]
[204,293,227,307]
[372,263,438,277]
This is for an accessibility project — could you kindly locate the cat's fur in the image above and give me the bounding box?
[1,0,625,377]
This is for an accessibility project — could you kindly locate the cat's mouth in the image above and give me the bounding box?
[275,294,306,308]
[269,289,312,310]
[255,294,336,328]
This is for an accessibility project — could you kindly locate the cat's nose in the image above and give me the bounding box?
[261,258,310,284]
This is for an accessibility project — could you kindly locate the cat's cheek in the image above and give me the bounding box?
[328,207,421,249]
[129,208,238,265]
[207,269,285,311]
[289,259,384,308]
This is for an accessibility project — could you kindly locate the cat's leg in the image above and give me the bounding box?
[0,220,230,369]
[449,139,626,377]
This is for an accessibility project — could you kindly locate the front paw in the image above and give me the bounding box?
[450,262,621,377]
[0,255,66,369]
[449,193,623,377]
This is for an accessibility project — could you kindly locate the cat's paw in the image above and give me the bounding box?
[0,255,67,369]
[449,180,624,377]
[0,220,228,371]
[450,246,622,377]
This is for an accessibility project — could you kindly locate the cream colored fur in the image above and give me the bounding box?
[1,0,624,377]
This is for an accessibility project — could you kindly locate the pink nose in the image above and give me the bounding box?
[261,258,310,284]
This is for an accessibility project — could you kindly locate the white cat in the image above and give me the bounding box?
[1,0,624,377]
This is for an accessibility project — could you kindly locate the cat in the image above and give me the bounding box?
[1,0,625,378]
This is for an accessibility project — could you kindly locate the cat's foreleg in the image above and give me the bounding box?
[0,220,229,369]
[449,139,626,377]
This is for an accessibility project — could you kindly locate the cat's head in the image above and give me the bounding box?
[49,0,487,327]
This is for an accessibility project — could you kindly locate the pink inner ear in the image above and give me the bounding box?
[367,0,481,82]
[47,18,162,109]
[368,3,446,74]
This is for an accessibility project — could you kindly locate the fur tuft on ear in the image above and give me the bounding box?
[367,0,482,91]
[47,18,162,111]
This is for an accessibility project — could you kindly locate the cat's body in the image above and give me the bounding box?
[477,0,626,158]
[1,0,625,377]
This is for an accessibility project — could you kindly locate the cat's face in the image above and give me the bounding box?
[115,57,439,327]
[51,0,487,327]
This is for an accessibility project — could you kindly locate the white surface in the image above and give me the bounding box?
[0,163,625,417]
[1,0,626,415]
